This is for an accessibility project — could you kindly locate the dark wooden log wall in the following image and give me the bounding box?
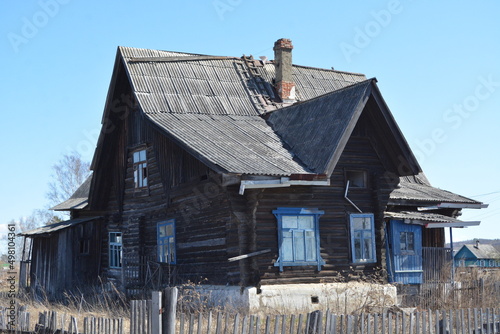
[165,173,234,285]
[247,120,400,286]
[105,105,237,290]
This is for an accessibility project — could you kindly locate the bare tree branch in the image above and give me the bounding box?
[46,152,91,208]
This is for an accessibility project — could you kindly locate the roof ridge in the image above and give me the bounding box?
[290,63,366,76]
[268,78,375,114]
[118,46,366,77]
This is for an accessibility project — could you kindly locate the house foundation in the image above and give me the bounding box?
[189,283,397,315]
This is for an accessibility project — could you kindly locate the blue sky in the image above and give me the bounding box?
[1,0,499,243]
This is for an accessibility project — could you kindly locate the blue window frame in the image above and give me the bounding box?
[157,220,176,264]
[109,232,122,268]
[350,213,376,264]
[273,208,325,272]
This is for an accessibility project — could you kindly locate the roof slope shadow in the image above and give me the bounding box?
[267,79,420,177]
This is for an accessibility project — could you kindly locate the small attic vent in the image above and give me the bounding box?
[346,170,367,188]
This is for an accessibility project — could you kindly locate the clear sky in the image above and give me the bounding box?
[1,1,499,243]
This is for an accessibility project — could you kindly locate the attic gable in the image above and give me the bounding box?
[267,79,421,177]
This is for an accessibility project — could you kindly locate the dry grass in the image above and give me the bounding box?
[0,280,130,332]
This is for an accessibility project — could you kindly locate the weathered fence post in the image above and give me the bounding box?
[162,287,178,334]
[308,310,321,334]
[152,291,162,334]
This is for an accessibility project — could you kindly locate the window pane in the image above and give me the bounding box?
[282,232,293,261]
[352,217,365,231]
[158,245,165,262]
[134,168,139,187]
[133,151,140,163]
[294,231,305,261]
[159,225,167,238]
[363,237,372,260]
[282,216,297,229]
[298,216,314,229]
[305,231,317,261]
[157,246,162,262]
[140,150,146,161]
[169,237,175,263]
[346,171,365,188]
[399,232,407,250]
[165,223,174,236]
[354,238,361,260]
[407,232,414,251]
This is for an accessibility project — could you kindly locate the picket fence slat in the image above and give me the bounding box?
[4,299,500,333]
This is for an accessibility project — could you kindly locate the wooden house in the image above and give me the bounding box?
[20,39,488,309]
[455,241,500,268]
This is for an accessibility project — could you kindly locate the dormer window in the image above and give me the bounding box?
[133,149,148,188]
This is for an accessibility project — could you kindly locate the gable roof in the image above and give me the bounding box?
[111,46,369,176]
[51,175,92,211]
[76,44,485,214]
[119,46,367,116]
[456,244,500,260]
[267,79,421,176]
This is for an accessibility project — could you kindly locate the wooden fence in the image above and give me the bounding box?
[0,290,498,333]
[128,290,499,334]
[0,309,124,334]
[172,309,500,334]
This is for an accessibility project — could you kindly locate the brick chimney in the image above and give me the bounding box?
[273,38,296,103]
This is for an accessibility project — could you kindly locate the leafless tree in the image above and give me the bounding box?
[5,210,61,261]
[46,152,91,209]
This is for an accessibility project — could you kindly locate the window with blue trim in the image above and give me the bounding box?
[273,208,325,271]
[157,220,176,264]
[350,213,376,263]
[109,232,122,268]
